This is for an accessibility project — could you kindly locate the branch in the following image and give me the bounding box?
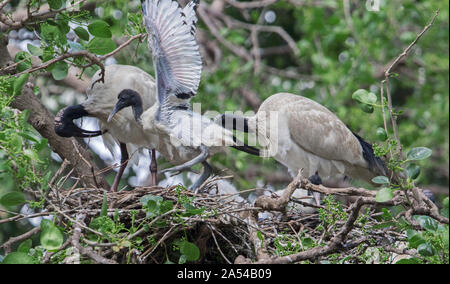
[381,9,440,159]
[254,170,303,212]
[0,0,91,31]
[10,84,109,189]
[223,0,279,9]
[0,226,41,254]
[71,214,117,264]
[253,197,368,264]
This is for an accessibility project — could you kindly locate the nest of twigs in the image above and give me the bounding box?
[4,164,445,264]
[24,168,438,264]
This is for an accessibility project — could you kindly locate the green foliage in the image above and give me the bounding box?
[0,0,448,264]
[88,20,113,38]
[406,147,433,161]
[405,215,449,263]
[372,176,390,185]
[51,61,68,80]
[352,89,378,113]
[0,191,26,206]
[375,187,394,202]
[40,219,64,251]
[0,76,49,210]
[87,37,117,55]
[318,196,348,228]
[74,27,90,41]
[173,238,200,264]
[1,252,36,264]
[14,52,32,72]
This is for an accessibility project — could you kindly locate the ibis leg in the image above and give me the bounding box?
[111,143,129,192]
[160,146,209,174]
[308,171,322,206]
[149,149,158,186]
[191,161,212,191]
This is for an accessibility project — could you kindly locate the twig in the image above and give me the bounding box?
[381,9,440,159]
[223,0,278,9]
[207,224,232,264]
[0,226,41,254]
[72,214,117,264]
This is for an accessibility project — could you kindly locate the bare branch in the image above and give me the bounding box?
[381,9,440,159]
[0,226,41,254]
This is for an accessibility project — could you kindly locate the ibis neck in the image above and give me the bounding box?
[218,113,250,133]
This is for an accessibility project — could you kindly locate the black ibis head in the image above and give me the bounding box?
[108,89,143,123]
[54,105,103,138]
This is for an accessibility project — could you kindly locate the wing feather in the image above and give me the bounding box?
[142,0,202,104]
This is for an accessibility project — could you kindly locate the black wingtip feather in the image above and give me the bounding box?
[353,132,387,176]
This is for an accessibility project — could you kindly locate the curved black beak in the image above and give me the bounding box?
[54,105,103,138]
[107,100,128,123]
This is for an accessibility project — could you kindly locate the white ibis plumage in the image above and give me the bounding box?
[107,0,259,189]
[216,92,387,204]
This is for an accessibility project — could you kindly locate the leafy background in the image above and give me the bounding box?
[0,0,448,262]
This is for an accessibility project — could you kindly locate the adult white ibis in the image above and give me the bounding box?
[216,92,387,204]
[54,64,161,192]
[107,0,259,189]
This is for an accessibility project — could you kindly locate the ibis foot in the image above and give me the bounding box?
[308,171,322,206]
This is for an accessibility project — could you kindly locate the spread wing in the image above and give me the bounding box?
[141,0,202,107]
[182,0,200,36]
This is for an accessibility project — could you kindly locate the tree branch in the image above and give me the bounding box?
[10,84,110,189]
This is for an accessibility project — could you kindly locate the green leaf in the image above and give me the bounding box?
[414,215,438,233]
[140,194,163,206]
[17,239,32,253]
[406,147,432,161]
[407,230,426,249]
[257,231,264,241]
[179,241,200,262]
[34,138,49,152]
[443,197,449,209]
[160,200,173,214]
[41,22,67,45]
[372,176,390,185]
[301,237,315,249]
[358,102,374,113]
[40,220,64,251]
[381,208,393,220]
[376,127,387,141]
[13,73,30,96]
[88,21,112,38]
[74,27,90,41]
[352,89,377,104]
[48,0,63,10]
[417,243,434,257]
[182,203,204,216]
[442,227,449,250]
[1,252,35,264]
[100,194,108,217]
[395,258,420,264]
[375,187,393,202]
[57,19,70,35]
[164,258,175,264]
[51,61,68,81]
[147,200,158,213]
[405,164,420,180]
[178,254,187,264]
[0,192,26,206]
[10,133,23,151]
[14,51,32,72]
[27,44,43,57]
[87,37,116,55]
